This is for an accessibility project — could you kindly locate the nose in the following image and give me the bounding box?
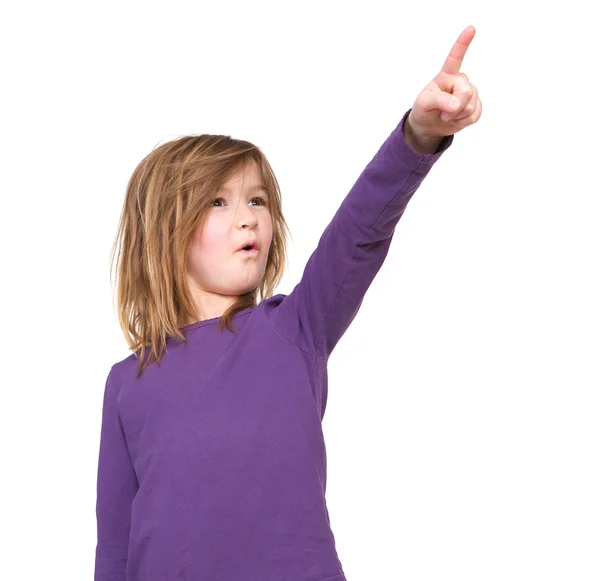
[233,199,259,229]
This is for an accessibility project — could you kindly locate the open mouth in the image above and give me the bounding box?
[238,244,259,256]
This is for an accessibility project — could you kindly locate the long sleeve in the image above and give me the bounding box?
[270,108,454,359]
[94,371,139,581]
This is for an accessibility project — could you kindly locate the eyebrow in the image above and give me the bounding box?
[217,184,268,193]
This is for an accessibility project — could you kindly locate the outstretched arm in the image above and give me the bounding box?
[269,25,482,360]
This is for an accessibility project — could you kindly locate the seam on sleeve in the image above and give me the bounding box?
[106,371,116,396]
[264,307,326,361]
[314,220,362,359]
[314,166,419,357]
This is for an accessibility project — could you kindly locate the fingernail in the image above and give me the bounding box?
[441,113,451,122]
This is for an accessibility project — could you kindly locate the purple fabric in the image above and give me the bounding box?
[95,108,453,581]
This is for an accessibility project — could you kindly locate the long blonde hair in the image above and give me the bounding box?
[109,134,291,379]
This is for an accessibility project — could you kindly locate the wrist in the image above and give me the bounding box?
[403,113,443,155]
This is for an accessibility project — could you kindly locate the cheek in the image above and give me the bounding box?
[187,229,227,274]
[262,215,274,241]
[197,233,222,255]
[195,223,228,254]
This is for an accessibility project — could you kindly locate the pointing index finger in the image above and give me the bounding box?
[440,25,476,76]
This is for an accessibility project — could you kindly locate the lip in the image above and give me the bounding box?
[237,247,259,257]
[236,239,260,252]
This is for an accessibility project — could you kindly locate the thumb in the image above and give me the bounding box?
[417,89,461,120]
[440,92,461,115]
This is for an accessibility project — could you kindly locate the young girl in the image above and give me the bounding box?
[95,26,482,581]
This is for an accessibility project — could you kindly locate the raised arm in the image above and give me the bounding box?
[268,25,482,360]
[268,108,453,359]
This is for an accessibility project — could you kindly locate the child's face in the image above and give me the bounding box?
[186,160,274,312]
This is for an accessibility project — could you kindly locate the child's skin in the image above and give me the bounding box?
[184,25,482,326]
[403,25,482,154]
[185,160,273,324]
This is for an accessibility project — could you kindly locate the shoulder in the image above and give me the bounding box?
[106,352,138,395]
[257,293,287,314]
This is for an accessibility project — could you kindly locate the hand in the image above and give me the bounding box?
[407,25,483,140]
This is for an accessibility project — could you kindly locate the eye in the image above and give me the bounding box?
[250,196,268,207]
[212,197,268,207]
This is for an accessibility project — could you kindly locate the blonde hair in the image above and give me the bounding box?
[109,133,291,379]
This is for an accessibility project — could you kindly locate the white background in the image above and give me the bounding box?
[2,1,599,579]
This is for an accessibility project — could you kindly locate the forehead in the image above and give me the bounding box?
[218,160,267,193]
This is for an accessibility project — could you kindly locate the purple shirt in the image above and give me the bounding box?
[95,108,453,581]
